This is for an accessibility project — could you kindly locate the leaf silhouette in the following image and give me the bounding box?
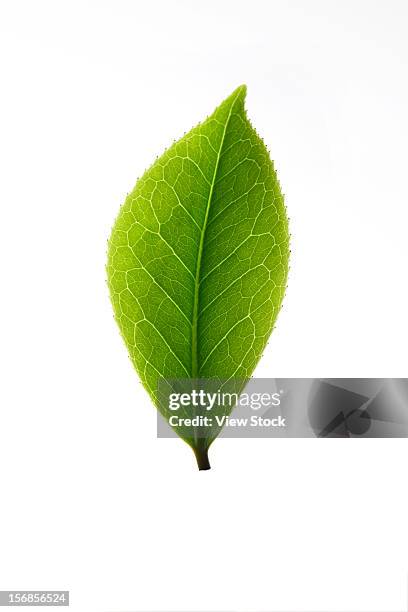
[107,85,289,469]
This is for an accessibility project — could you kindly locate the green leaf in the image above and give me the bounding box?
[107,85,289,469]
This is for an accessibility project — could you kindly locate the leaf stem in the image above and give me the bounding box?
[193,445,211,470]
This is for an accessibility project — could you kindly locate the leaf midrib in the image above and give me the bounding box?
[191,90,241,378]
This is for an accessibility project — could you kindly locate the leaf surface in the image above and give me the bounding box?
[107,85,289,468]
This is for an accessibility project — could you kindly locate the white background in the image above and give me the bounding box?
[0,1,408,611]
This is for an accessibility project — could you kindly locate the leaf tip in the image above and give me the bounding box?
[235,83,247,97]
